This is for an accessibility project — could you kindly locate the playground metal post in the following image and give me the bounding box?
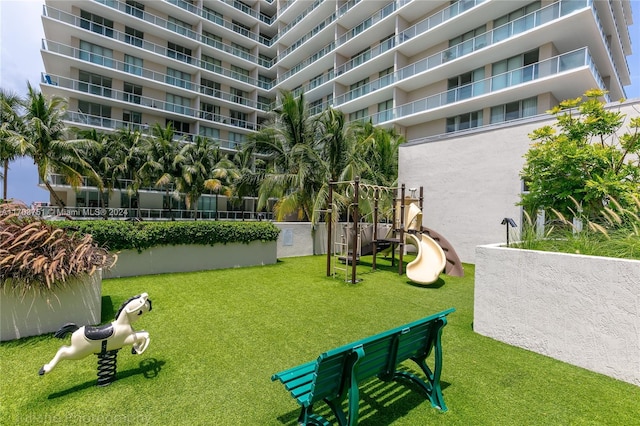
[326,182,334,277]
[351,177,359,284]
[372,187,379,271]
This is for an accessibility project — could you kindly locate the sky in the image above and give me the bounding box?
[1,0,640,205]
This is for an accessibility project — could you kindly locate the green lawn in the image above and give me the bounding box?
[1,255,638,425]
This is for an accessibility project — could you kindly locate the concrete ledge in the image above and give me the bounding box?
[1,271,102,341]
[474,244,640,386]
[106,241,277,278]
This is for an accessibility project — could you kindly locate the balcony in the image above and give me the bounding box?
[41,37,266,91]
[368,48,608,127]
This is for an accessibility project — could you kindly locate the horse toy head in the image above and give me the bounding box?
[114,292,152,324]
[39,293,153,383]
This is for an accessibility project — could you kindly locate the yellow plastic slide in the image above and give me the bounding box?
[405,233,447,284]
[404,202,446,284]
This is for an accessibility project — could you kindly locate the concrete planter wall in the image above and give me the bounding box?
[0,271,102,342]
[474,244,640,386]
[106,241,276,278]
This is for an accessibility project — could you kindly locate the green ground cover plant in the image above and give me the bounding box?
[1,256,638,425]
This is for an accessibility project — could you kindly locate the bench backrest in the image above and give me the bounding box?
[308,307,455,404]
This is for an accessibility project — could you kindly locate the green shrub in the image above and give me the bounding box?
[54,220,280,252]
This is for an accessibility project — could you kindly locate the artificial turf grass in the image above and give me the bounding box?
[1,255,639,425]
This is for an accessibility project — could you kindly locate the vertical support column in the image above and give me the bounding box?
[399,184,405,276]
[326,182,334,277]
[372,188,379,271]
[351,177,360,284]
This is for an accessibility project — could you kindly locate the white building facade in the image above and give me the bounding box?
[40,0,634,223]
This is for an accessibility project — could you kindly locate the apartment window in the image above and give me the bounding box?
[201,54,221,73]
[377,99,393,123]
[80,10,114,38]
[446,110,483,133]
[125,0,144,19]
[351,48,371,67]
[490,97,537,124]
[231,65,250,83]
[200,78,221,97]
[78,100,111,127]
[493,2,541,42]
[199,126,220,139]
[230,87,246,105]
[202,31,222,49]
[352,17,373,37]
[230,110,248,128]
[124,54,143,76]
[309,99,323,115]
[449,24,487,57]
[203,6,223,25]
[232,43,251,60]
[492,49,539,90]
[447,67,484,102]
[259,53,273,67]
[310,74,323,90]
[258,74,271,90]
[450,25,486,47]
[168,16,192,37]
[79,40,113,68]
[167,119,190,135]
[379,66,394,86]
[379,34,395,53]
[78,70,112,97]
[258,96,273,111]
[122,110,142,127]
[166,68,192,90]
[349,108,368,122]
[228,132,245,149]
[166,93,191,115]
[123,82,142,104]
[167,42,192,63]
[200,102,220,121]
[125,26,143,47]
[232,20,251,37]
[350,78,369,99]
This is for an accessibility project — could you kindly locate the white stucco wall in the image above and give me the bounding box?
[106,242,276,278]
[1,271,102,341]
[398,100,640,263]
[474,244,640,386]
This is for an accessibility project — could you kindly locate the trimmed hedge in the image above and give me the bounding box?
[54,220,281,252]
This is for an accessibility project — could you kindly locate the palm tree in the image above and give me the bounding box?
[117,127,147,218]
[0,89,23,200]
[10,83,100,207]
[245,90,324,221]
[177,136,238,220]
[77,128,134,217]
[138,123,182,220]
[231,147,264,216]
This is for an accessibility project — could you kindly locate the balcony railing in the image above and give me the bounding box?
[334,0,594,108]
[368,48,607,125]
[36,205,273,221]
[60,111,253,150]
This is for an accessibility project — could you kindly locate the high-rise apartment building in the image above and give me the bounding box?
[40,0,634,217]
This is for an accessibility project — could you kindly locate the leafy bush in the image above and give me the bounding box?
[54,220,281,252]
[0,201,114,294]
[520,90,640,219]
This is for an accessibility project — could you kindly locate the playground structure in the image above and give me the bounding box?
[325,179,464,284]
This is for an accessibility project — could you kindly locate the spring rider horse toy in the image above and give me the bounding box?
[39,293,152,386]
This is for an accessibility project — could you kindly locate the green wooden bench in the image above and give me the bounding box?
[271,307,455,425]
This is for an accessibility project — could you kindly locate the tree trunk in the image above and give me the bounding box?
[2,159,8,200]
[43,180,66,208]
